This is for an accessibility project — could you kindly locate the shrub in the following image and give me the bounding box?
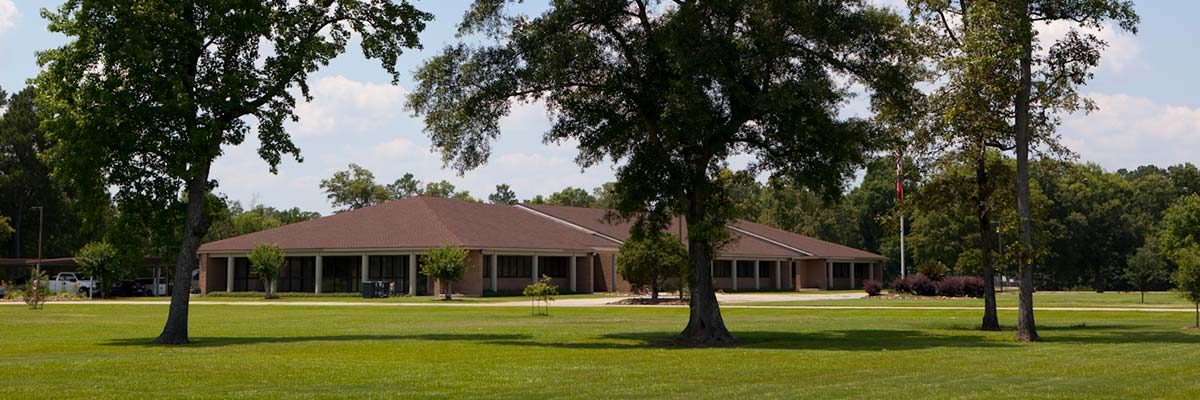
[933,276,986,298]
[890,276,912,294]
[863,280,882,296]
[24,267,50,310]
[917,262,949,281]
[248,243,286,299]
[422,246,470,300]
[523,275,559,316]
[936,276,965,297]
[910,274,937,296]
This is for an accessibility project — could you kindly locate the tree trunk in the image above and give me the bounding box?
[1093,268,1104,293]
[677,194,737,346]
[975,148,1000,331]
[152,165,213,345]
[1140,290,1144,304]
[444,281,452,300]
[1013,3,1039,342]
[651,282,659,300]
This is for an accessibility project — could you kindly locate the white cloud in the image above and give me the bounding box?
[1036,21,1142,74]
[291,75,413,136]
[0,0,18,33]
[1060,93,1200,170]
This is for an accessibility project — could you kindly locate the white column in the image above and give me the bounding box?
[611,254,617,292]
[226,256,234,292]
[489,254,498,293]
[361,254,370,283]
[408,253,417,296]
[532,255,540,283]
[754,260,761,290]
[850,263,856,289]
[314,255,323,294]
[775,260,781,290]
[732,260,739,291]
[569,255,577,292]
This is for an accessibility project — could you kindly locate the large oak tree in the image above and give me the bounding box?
[37,0,430,344]
[408,0,921,344]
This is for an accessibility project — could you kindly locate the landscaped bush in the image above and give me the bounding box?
[938,276,986,298]
[863,280,882,296]
[890,276,912,294]
[910,274,937,296]
[917,262,949,281]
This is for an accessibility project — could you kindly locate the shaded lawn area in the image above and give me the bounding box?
[2,304,1200,399]
[113,293,621,303]
[743,291,1196,308]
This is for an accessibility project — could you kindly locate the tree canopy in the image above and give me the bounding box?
[37,0,431,344]
[408,0,922,345]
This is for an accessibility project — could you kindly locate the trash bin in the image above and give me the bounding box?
[361,281,389,299]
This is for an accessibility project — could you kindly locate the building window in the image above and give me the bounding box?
[540,256,570,278]
[758,262,772,278]
[713,260,732,278]
[497,255,532,278]
[832,262,851,278]
[369,256,408,280]
[736,261,754,277]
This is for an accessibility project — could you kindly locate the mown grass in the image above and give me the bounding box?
[2,303,1200,399]
[743,290,1195,308]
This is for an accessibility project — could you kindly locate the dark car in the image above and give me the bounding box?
[110,280,151,297]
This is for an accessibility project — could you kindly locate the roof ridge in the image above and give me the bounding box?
[414,197,467,247]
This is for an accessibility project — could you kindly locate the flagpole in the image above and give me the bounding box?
[900,213,906,278]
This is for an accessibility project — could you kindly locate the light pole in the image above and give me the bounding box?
[31,206,43,271]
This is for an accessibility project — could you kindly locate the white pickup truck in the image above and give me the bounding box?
[46,272,96,297]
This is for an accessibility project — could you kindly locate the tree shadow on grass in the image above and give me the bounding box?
[945,322,1200,345]
[482,329,1016,351]
[102,333,533,348]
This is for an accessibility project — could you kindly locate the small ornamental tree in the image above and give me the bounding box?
[523,275,559,316]
[247,243,286,299]
[1171,247,1200,328]
[421,246,470,300]
[75,241,122,298]
[618,232,690,300]
[24,267,50,310]
[1124,245,1167,304]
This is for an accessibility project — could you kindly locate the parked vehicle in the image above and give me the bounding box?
[111,280,150,297]
[47,272,96,297]
[137,277,168,296]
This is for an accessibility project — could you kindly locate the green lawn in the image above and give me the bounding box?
[744,290,1195,308]
[3,303,1200,399]
[114,293,620,303]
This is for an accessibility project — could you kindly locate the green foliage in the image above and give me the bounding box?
[23,267,50,310]
[1158,194,1200,264]
[320,164,392,211]
[0,216,12,243]
[321,165,475,210]
[1171,247,1200,327]
[1125,245,1168,303]
[618,232,690,300]
[408,1,922,340]
[75,241,123,298]
[547,187,596,208]
[523,275,558,316]
[488,184,518,205]
[248,243,286,299]
[917,261,949,281]
[36,1,431,343]
[421,246,470,300]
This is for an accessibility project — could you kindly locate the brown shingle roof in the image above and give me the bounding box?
[198,196,616,253]
[729,220,886,260]
[520,204,798,258]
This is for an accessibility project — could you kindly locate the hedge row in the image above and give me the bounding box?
[889,275,985,298]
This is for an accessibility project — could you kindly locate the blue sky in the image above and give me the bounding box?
[1,1,1196,215]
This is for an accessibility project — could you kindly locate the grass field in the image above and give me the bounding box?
[742,290,1196,308]
[3,300,1200,399]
